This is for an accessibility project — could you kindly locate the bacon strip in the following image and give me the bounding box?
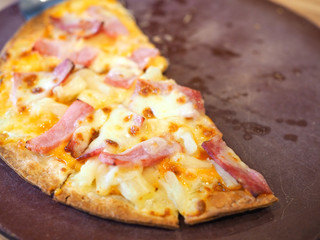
[99,137,181,167]
[53,59,75,86]
[33,39,98,67]
[50,16,103,38]
[202,137,272,197]
[130,47,159,69]
[26,100,94,154]
[177,85,205,114]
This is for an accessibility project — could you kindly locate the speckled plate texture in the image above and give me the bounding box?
[0,1,319,239]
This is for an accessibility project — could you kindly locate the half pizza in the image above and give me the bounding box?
[0,0,277,229]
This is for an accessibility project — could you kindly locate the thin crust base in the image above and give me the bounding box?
[184,191,278,225]
[0,143,72,194]
[54,185,179,229]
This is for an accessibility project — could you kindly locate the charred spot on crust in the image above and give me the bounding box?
[0,51,10,61]
[203,129,216,138]
[197,124,216,139]
[49,64,58,72]
[105,139,119,148]
[169,122,179,132]
[124,114,133,122]
[102,107,112,114]
[61,167,67,172]
[138,81,160,96]
[142,107,154,118]
[19,50,32,58]
[176,96,186,104]
[18,105,27,113]
[23,74,38,87]
[195,200,206,216]
[87,114,94,122]
[31,87,44,94]
[0,133,9,145]
[214,182,228,192]
[90,129,99,142]
[129,125,140,136]
[140,137,147,142]
[76,132,84,141]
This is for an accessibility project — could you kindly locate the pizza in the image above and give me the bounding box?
[0,0,277,229]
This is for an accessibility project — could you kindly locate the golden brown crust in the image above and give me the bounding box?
[0,143,72,194]
[184,191,278,225]
[54,185,179,229]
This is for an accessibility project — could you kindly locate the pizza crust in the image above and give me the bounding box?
[0,143,72,194]
[184,191,278,225]
[54,184,179,229]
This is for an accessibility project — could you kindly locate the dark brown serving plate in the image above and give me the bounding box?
[0,0,319,239]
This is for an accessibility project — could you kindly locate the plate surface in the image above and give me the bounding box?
[0,1,320,239]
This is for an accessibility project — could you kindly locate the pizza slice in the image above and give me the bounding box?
[0,0,277,229]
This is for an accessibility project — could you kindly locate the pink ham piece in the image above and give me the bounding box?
[103,18,129,37]
[33,39,98,67]
[87,6,129,37]
[104,69,137,89]
[130,47,159,69]
[50,16,103,38]
[202,136,272,197]
[33,39,62,57]
[99,137,181,167]
[26,100,94,154]
[69,47,98,67]
[77,147,104,161]
[177,86,205,114]
[53,59,75,86]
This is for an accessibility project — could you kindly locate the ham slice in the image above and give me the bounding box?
[177,86,205,114]
[104,69,137,89]
[50,15,103,38]
[69,47,98,67]
[130,47,159,69]
[99,137,181,167]
[103,18,129,37]
[87,6,129,37]
[77,147,103,161]
[26,100,94,154]
[33,39,98,67]
[53,59,75,86]
[202,136,272,197]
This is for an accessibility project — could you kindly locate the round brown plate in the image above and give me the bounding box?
[0,1,319,239]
